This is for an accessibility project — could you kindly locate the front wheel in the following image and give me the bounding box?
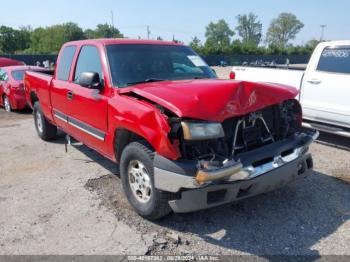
[120,142,173,220]
[33,102,57,141]
[3,95,11,112]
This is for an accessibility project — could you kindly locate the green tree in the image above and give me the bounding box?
[231,39,243,54]
[14,26,32,52]
[0,26,18,53]
[86,24,123,39]
[235,13,262,46]
[204,19,234,53]
[61,22,85,42]
[0,25,32,53]
[84,29,95,39]
[28,22,85,53]
[266,13,304,48]
[189,36,203,53]
[306,39,320,50]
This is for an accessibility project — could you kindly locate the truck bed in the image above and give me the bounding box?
[24,70,54,120]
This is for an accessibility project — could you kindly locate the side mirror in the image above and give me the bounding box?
[76,72,102,89]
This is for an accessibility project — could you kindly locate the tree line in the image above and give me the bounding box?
[0,12,319,55]
[0,23,123,54]
[190,12,320,56]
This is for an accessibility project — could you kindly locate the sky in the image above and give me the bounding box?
[1,0,349,45]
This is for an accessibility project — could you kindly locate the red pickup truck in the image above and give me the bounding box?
[25,39,318,219]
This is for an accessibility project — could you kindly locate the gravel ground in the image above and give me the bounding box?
[0,71,349,256]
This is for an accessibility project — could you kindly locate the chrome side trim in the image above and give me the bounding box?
[54,113,68,123]
[52,109,105,141]
[68,120,105,141]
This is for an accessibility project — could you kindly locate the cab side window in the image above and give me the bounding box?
[74,45,103,84]
[57,45,77,81]
[317,47,350,74]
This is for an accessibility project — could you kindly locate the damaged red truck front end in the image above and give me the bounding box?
[120,79,317,213]
[25,39,318,219]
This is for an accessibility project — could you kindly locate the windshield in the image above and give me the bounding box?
[11,70,25,81]
[106,44,216,87]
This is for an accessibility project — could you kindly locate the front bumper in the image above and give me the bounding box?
[169,153,313,213]
[154,129,318,213]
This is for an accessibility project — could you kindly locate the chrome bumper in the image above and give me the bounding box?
[169,153,314,213]
[154,130,319,193]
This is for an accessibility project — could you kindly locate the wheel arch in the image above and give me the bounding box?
[2,93,12,111]
[114,128,153,162]
[29,91,39,108]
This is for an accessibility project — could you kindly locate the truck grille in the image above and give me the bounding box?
[180,99,301,161]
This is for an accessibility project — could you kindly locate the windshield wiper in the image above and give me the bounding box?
[126,78,166,86]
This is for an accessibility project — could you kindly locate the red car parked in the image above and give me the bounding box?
[0,57,24,67]
[0,66,46,112]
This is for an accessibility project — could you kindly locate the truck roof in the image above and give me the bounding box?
[65,38,184,46]
[318,40,350,47]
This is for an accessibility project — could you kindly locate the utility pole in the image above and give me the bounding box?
[320,25,327,41]
[147,26,151,39]
[111,11,115,27]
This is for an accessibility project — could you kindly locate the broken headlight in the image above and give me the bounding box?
[181,121,225,141]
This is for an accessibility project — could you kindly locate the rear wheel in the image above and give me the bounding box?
[3,95,11,112]
[33,102,57,141]
[120,142,173,220]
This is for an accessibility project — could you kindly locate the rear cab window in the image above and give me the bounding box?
[316,46,350,74]
[57,45,77,81]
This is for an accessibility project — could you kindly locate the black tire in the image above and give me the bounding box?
[120,141,173,220]
[33,102,57,141]
[3,95,11,112]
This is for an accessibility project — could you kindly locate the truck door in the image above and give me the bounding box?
[300,45,350,128]
[51,45,77,130]
[66,45,108,151]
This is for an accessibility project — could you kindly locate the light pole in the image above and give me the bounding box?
[110,11,115,28]
[320,25,327,41]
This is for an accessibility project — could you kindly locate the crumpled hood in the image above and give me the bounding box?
[124,79,298,122]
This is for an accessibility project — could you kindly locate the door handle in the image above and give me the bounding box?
[67,91,74,100]
[307,79,321,85]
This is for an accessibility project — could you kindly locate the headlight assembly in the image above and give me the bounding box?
[181,121,225,140]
